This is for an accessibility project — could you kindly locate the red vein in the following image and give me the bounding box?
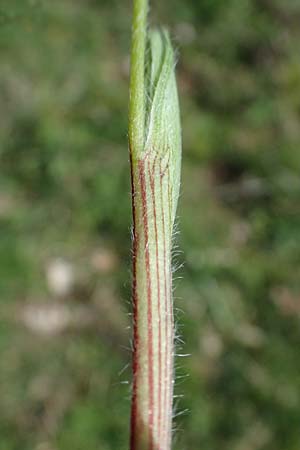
[148,157,162,444]
[160,168,169,448]
[166,168,173,448]
[138,160,154,450]
[160,151,170,178]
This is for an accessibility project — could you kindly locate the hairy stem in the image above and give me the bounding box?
[129,2,181,449]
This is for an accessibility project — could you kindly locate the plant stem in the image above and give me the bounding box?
[129,2,181,449]
[129,0,148,157]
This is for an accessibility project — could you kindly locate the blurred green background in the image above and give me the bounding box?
[1,0,300,449]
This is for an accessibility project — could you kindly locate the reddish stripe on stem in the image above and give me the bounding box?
[148,157,162,443]
[160,169,169,446]
[138,160,154,450]
[167,170,173,448]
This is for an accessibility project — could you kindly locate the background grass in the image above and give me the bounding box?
[1,0,300,449]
